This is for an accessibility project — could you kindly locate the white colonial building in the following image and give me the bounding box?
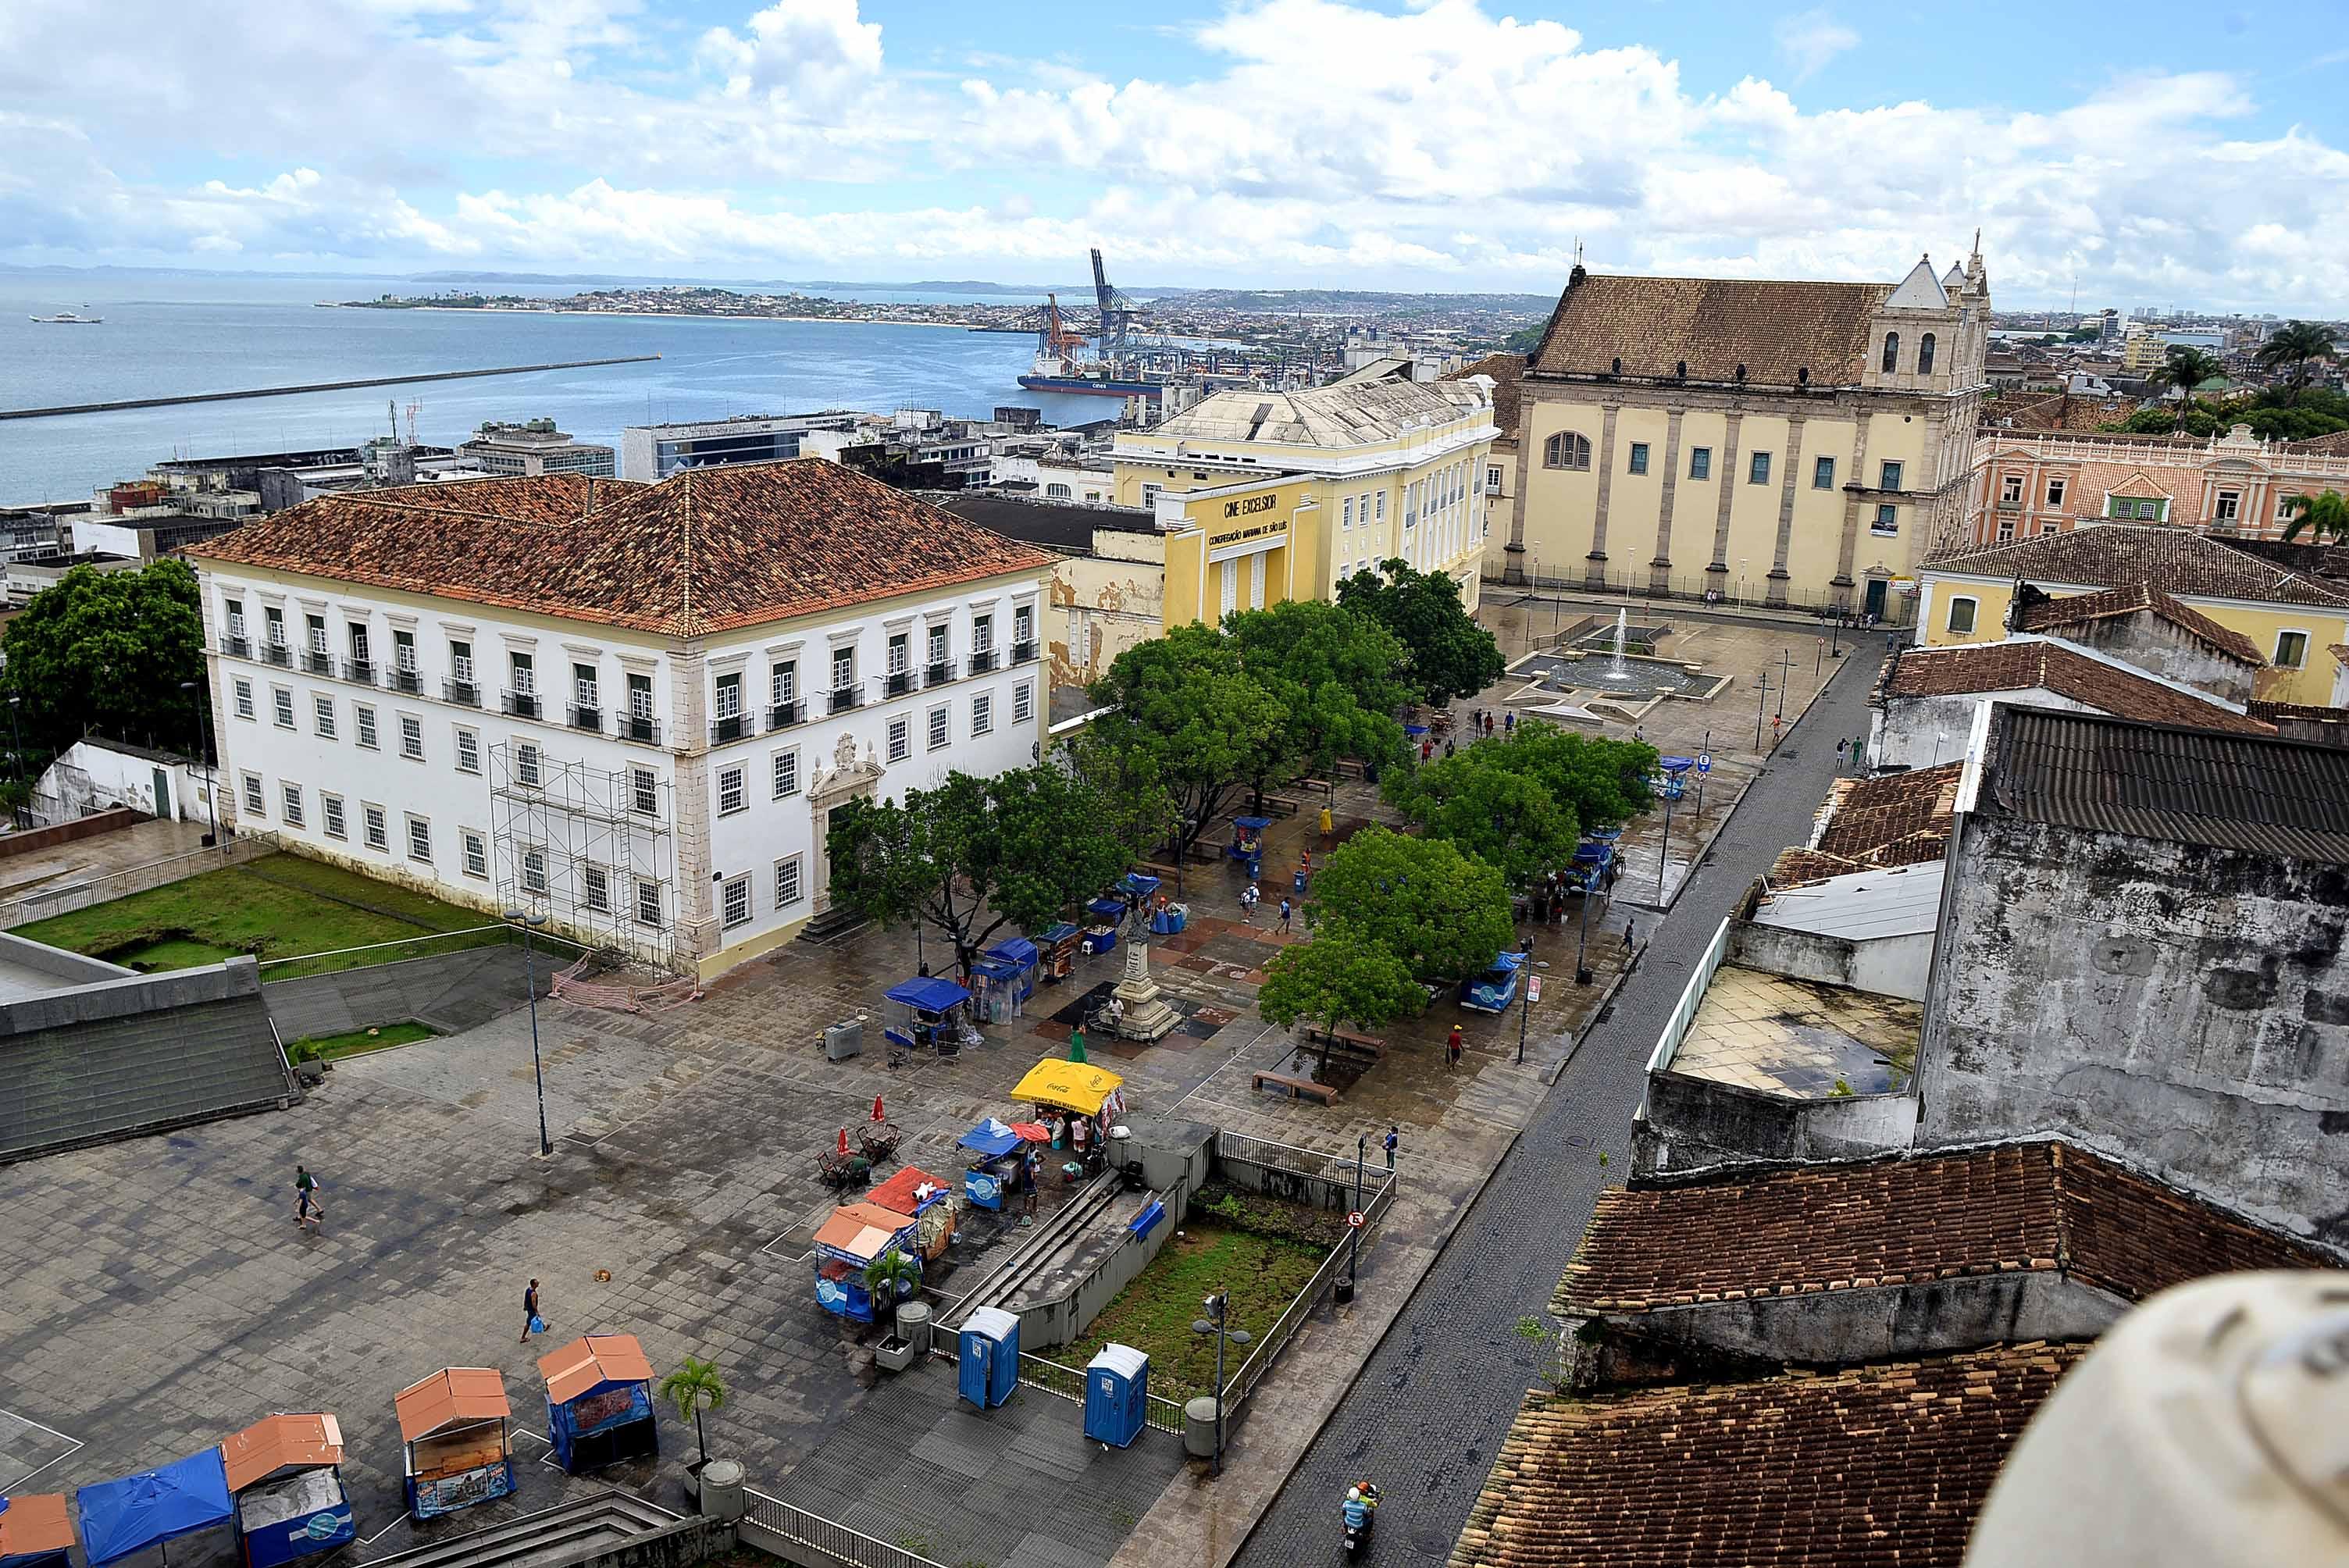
[187,463,1055,982]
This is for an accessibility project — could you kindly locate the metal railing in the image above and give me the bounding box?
[261,643,291,668]
[884,668,914,698]
[390,666,422,695]
[569,704,603,734]
[742,1487,948,1568]
[1214,1129,1365,1183]
[1649,914,1732,1074]
[219,634,249,658]
[925,660,956,688]
[0,833,275,928]
[301,650,333,676]
[619,713,662,746]
[1221,1167,1397,1414]
[709,712,751,745]
[968,647,997,675]
[830,683,864,714]
[1010,640,1038,666]
[443,677,479,707]
[342,659,376,686]
[502,690,541,721]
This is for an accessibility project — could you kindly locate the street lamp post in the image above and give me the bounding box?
[1348,1135,1366,1283]
[504,907,553,1157]
[4,694,20,828]
[1191,1292,1252,1477]
[179,679,218,850]
[1656,777,1676,902]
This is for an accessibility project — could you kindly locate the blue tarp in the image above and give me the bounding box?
[77,1450,232,1568]
[1085,896,1125,920]
[1659,756,1695,772]
[968,956,1020,982]
[1482,950,1527,976]
[886,977,970,1012]
[989,938,1039,967]
[1126,1198,1166,1239]
[1120,873,1161,899]
[1234,815,1274,831]
[958,1117,1024,1157]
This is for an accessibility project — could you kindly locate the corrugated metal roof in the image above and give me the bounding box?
[1986,706,2349,862]
[1752,863,1944,941]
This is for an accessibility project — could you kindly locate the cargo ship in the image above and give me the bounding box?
[1016,291,1162,400]
[1016,369,1160,397]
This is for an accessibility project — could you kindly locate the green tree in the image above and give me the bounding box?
[1382,745,1582,886]
[2148,347,2226,431]
[1306,826,1515,985]
[1087,625,1287,876]
[1487,721,1659,835]
[826,764,1136,978]
[2256,320,2339,406]
[864,1249,924,1342]
[1335,559,1506,706]
[1501,326,1542,355]
[1255,927,1424,1064]
[0,558,205,762]
[656,1356,727,1468]
[1225,600,1410,789]
[2066,326,2100,343]
[2283,490,2349,544]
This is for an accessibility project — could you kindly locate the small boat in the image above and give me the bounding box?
[29,312,102,324]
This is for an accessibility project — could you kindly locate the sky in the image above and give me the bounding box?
[4,0,2347,311]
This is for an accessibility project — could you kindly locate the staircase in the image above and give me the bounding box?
[793,900,870,948]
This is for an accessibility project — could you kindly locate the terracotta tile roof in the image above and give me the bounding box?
[220,1413,344,1491]
[1445,353,1524,437]
[1981,391,2146,432]
[0,1494,75,1557]
[1768,845,1872,886]
[1880,640,2272,736]
[538,1333,656,1405]
[1449,1342,2088,1568]
[1556,1142,2333,1319]
[2013,581,2265,665]
[2286,429,2349,455]
[2250,697,2349,725]
[187,460,1056,636]
[1813,761,1962,868]
[1923,524,2349,608]
[394,1367,511,1442]
[1529,271,1887,390]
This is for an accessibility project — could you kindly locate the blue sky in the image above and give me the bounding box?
[5,0,2347,310]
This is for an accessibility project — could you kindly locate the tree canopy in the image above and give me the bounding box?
[825,764,1135,978]
[2256,321,2338,405]
[1225,599,1410,789]
[1255,925,1424,1042]
[1381,744,1581,886]
[2283,490,2349,545]
[1305,826,1516,985]
[0,558,205,762]
[1335,559,1506,706]
[2148,346,2226,429]
[1086,624,1287,872]
[1483,721,1659,834]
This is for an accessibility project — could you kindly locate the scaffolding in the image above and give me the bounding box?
[488,741,682,978]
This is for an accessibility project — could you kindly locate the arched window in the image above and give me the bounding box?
[1881,332,1901,373]
[1918,333,1937,374]
[1544,432,1592,471]
[1045,483,1071,499]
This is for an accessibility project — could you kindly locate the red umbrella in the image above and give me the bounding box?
[836,1127,850,1156]
[871,1095,887,1123]
[1008,1121,1053,1143]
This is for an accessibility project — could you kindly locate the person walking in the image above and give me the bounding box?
[521,1279,544,1345]
[1319,802,1334,846]
[1278,896,1293,933]
[293,1164,322,1233]
[1018,1148,1039,1225]
[1420,737,1434,763]
[1835,736,1848,772]
[1484,713,1495,738]
[1240,881,1260,924]
[1445,1025,1464,1072]
[1383,1125,1399,1173]
[1504,711,1517,736]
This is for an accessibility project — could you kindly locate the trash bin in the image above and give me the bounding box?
[896,1301,932,1360]
[1183,1396,1221,1460]
[825,1018,864,1061]
[698,1459,746,1522]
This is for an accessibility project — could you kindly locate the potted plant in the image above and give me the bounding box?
[866,1249,924,1372]
[658,1356,726,1502]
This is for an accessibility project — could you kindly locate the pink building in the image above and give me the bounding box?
[1966,423,2349,546]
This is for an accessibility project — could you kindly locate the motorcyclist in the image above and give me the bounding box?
[1342,1482,1380,1535]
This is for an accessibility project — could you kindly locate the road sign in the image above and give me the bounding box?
[1527,976,1544,1003]
[1696,752,1712,774]
[1346,1210,1366,1229]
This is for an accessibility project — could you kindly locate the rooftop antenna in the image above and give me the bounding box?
[404,400,422,447]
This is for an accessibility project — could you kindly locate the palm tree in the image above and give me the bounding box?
[2256,321,2338,406]
[864,1249,923,1342]
[657,1356,727,1469]
[2283,490,2349,545]
[2149,346,2226,432]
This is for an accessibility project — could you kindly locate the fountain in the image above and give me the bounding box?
[1606,607,1631,680]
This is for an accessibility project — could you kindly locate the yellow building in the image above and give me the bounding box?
[1916,524,2349,705]
[1111,372,1499,630]
[1506,247,1991,621]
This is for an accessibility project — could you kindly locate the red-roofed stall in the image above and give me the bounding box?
[536,1335,658,1474]
[394,1369,514,1520]
[0,1494,77,1568]
[219,1415,353,1567]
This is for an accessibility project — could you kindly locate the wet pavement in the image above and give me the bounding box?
[1669,964,1921,1096]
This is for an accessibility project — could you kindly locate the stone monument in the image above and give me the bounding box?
[1109,939,1182,1042]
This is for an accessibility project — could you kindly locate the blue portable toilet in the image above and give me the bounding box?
[957,1306,1021,1410]
[1083,1344,1150,1449]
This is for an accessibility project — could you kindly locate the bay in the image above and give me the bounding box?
[0,273,1114,504]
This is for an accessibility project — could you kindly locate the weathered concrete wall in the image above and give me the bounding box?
[1047,541,1166,690]
[1919,814,2349,1241]
[1873,689,2085,772]
[2043,615,2256,704]
[0,806,147,858]
[0,930,135,985]
[262,943,536,1041]
[1633,1070,1917,1178]
[999,1120,1212,1352]
[1727,918,1932,1003]
[562,1517,731,1568]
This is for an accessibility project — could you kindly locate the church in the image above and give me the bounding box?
[1499,243,1991,622]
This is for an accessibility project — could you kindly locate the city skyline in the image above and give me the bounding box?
[4,0,2347,310]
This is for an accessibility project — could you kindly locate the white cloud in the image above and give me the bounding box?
[1772,9,1859,84]
[2,0,2347,312]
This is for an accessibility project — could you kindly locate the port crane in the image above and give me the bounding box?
[1090,248,1144,366]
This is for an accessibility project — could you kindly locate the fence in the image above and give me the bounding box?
[741,1487,946,1568]
[1215,1143,1399,1415]
[0,833,275,928]
[251,922,588,977]
[1213,1129,1367,1185]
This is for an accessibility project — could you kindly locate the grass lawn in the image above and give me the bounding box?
[12,853,504,978]
[287,1021,437,1062]
[1060,1217,1326,1400]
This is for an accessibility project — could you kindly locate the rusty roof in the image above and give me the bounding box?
[1449,1342,2087,1568]
[1983,705,2349,861]
[186,460,1054,637]
[537,1334,656,1406]
[1923,524,2349,608]
[1444,353,1524,438]
[1530,270,1887,390]
[0,1493,75,1557]
[1879,641,2272,736]
[394,1367,510,1443]
[2012,580,2265,665]
[1813,761,1963,868]
[219,1413,344,1492]
[1556,1142,2333,1319]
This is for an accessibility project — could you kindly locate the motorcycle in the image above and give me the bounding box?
[1341,1484,1380,1556]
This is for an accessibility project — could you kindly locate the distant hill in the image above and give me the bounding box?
[1146,286,1556,315]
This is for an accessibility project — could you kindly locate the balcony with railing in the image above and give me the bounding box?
[569,704,604,735]
[968,647,997,675]
[925,659,957,689]
[502,690,542,721]
[390,665,422,694]
[342,659,376,687]
[301,650,333,676]
[444,677,480,707]
[884,667,915,698]
[262,641,292,668]
[618,713,662,746]
[768,700,805,732]
[709,711,753,745]
[220,634,250,659]
[1010,640,1037,667]
[829,682,864,715]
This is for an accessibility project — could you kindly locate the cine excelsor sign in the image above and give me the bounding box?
[1210,491,1289,547]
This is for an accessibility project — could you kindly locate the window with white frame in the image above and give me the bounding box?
[264,606,286,647]
[355,704,377,749]
[233,679,254,720]
[722,875,752,928]
[715,670,743,719]
[522,846,548,896]
[462,831,487,878]
[455,727,479,773]
[515,741,541,788]
[928,704,949,750]
[305,614,328,655]
[400,715,423,760]
[1880,460,1904,490]
[582,864,609,911]
[886,718,910,763]
[225,600,246,640]
[363,804,387,850]
[573,662,598,711]
[718,764,746,814]
[242,772,265,814]
[631,766,658,815]
[1873,504,1898,534]
[1487,464,1503,492]
[448,638,473,683]
[926,624,949,668]
[2279,494,2301,522]
[1014,682,1032,724]
[281,784,304,828]
[2276,630,2310,668]
[313,695,335,738]
[1947,597,1979,635]
[775,854,804,909]
[973,614,993,653]
[636,878,661,926]
[1014,604,1032,648]
[1543,432,1592,469]
[831,646,854,692]
[405,814,431,863]
[394,629,416,673]
[2048,477,2068,509]
[509,649,535,696]
[1342,498,1354,528]
[2215,489,2241,523]
[772,661,797,707]
[972,692,993,735]
[773,749,799,798]
[1141,482,1161,508]
[1376,492,1385,521]
[322,794,346,839]
[273,687,294,728]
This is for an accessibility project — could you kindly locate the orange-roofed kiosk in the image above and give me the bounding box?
[536,1335,659,1474]
[219,1415,353,1567]
[0,1493,77,1568]
[394,1369,515,1520]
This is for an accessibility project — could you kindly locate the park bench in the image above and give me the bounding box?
[1261,794,1303,818]
[1253,1070,1340,1105]
[1304,1025,1386,1059]
[1297,778,1332,798]
[1333,759,1368,782]
[1135,861,1182,882]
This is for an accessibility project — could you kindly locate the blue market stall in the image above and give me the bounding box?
[1228,816,1271,878]
[1035,921,1083,985]
[77,1449,233,1568]
[1083,1345,1150,1449]
[957,1306,1021,1410]
[0,1495,78,1568]
[1460,949,1526,1013]
[957,1117,1026,1210]
[219,1414,354,1568]
[538,1335,659,1474]
[986,938,1039,1001]
[882,976,975,1057]
[1648,756,1695,802]
[1082,897,1123,957]
[1563,836,1616,895]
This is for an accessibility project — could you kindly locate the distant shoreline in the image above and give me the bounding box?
[335,305,979,331]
